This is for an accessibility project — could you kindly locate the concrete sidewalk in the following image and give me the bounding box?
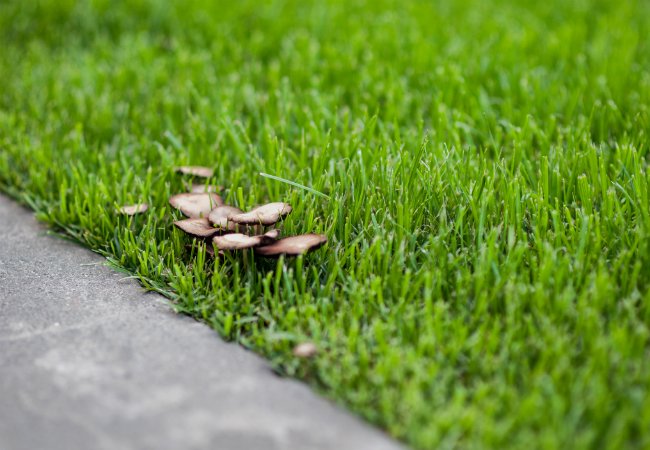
[0,196,401,450]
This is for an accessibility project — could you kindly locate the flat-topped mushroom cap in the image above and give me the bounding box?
[174,218,220,238]
[169,193,223,218]
[190,184,223,193]
[208,205,244,229]
[213,231,278,251]
[229,202,292,225]
[175,166,214,178]
[118,203,148,215]
[255,233,327,257]
[263,229,280,239]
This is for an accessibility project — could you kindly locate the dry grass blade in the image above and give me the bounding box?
[118,203,149,215]
[169,193,223,218]
[229,202,292,225]
[174,218,220,238]
[175,166,214,178]
[255,233,327,257]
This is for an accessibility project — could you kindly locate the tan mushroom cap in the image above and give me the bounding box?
[190,184,223,194]
[263,229,280,240]
[229,202,292,225]
[293,342,318,358]
[175,166,214,178]
[173,218,220,238]
[255,233,327,257]
[118,203,148,216]
[208,205,244,230]
[169,193,223,218]
[213,230,278,251]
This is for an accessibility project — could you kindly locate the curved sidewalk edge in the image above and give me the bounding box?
[0,195,402,450]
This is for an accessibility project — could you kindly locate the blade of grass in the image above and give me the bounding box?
[259,172,330,200]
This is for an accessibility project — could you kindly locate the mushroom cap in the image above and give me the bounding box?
[175,166,214,178]
[255,233,327,257]
[190,184,223,193]
[213,230,278,251]
[293,342,318,358]
[208,205,244,230]
[173,218,220,238]
[169,193,223,218]
[229,202,292,225]
[118,203,148,215]
[263,229,280,239]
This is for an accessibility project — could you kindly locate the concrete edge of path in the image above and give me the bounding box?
[0,195,403,450]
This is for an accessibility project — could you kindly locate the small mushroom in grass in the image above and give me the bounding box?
[169,193,223,218]
[229,202,292,226]
[175,166,214,178]
[263,229,280,239]
[293,342,318,358]
[174,218,220,238]
[190,184,223,194]
[213,229,279,251]
[208,205,244,230]
[255,234,327,257]
[118,203,148,216]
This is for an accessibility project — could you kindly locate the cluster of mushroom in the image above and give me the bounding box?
[118,165,323,358]
[121,165,327,258]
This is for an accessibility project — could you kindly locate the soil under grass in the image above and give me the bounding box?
[1,1,649,448]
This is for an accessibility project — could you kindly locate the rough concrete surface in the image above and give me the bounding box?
[0,195,402,450]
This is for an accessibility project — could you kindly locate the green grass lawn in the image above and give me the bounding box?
[1,0,649,448]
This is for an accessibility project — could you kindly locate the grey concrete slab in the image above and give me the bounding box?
[0,195,402,450]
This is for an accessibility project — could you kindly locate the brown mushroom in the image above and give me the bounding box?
[169,193,223,218]
[293,342,318,358]
[229,202,292,226]
[190,184,223,194]
[263,229,280,239]
[213,229,279,251]
[175,166,214,178]
[255,233,327,257]
[208,205,244,230]
[173,218,220,238]
[118,203,148,216]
